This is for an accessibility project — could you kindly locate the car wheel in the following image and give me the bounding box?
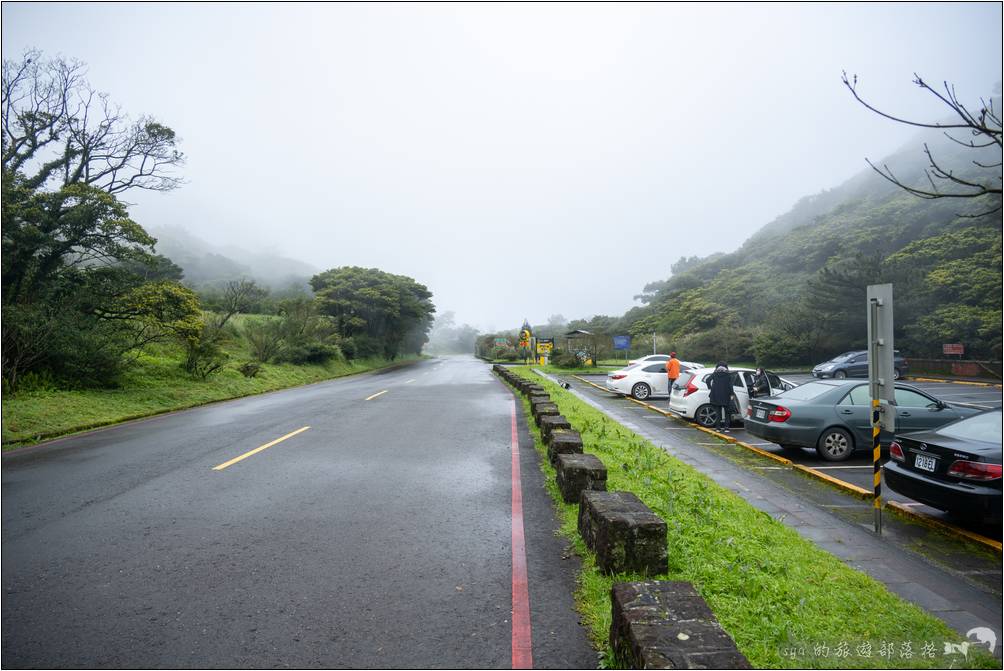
[631,382,652,400]
[816,427,854,462]
[893,368,902,380]
[833,370,847,379]
[695,404,718,427]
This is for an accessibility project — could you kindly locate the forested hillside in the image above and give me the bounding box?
[570,125,1002,365]
[627,135,1001,363]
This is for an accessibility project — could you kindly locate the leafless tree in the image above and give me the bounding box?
[2,50,184,195]
[842,73,1001,213]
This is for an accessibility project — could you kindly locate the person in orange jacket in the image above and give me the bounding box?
[665,352,681,405]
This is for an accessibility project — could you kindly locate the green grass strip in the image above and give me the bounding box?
[502,367,994,669]
[2,347,420,448]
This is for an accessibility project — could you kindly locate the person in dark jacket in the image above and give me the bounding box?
[707,361,733,432]
[751,367,770,398]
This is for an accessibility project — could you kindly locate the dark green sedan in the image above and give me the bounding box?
[743,380,982,462]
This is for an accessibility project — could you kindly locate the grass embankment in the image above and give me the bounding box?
[503,367,993,669]
[2,340,417,447]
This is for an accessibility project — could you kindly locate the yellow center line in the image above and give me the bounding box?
[366,389,389,401]
[212,426,311,471]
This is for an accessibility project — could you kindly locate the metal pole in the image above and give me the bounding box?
[869,298,882,535]
[652,332,656,355]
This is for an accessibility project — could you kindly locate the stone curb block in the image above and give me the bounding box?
[539,414,572,441]
[578,491,668,575]
[610,581,751,669]
[547,429,584,466]
[556,453,607,503]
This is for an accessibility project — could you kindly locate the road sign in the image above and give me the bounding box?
[943,343,964,356]
[536,339,553,354]
[612,335,631,350]
[494,337,509,347]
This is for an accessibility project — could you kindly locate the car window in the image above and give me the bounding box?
[767,373,782,387]
[831,354,854,362]
[934,411,1002,443]
[675,372,694,387]
[894,387,934,408]
[838,385,870,406]
[778,382,833,401]
[741,371,755,387]
[643,364,666,373]
[730,372,743,388]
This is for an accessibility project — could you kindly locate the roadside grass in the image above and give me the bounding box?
[2,339,417,447]
[503,367,994,669]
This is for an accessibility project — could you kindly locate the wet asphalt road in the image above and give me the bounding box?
[580,372,1002,539]
[2,356,594,669]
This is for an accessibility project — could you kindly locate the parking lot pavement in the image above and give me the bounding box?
[578,373,1001,540]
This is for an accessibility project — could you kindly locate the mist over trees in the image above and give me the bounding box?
[425,311,479,355]
[2,52,437,392]
[500,85,1001,366]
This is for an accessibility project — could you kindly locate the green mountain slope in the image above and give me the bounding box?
[625,134,1002,364]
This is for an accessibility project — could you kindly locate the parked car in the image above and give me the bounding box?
[627,354,702,367]
[884,409,1001,524]
[605,360,701,400]
[668,367,796,426]
[811,350,909,380]
[744,380,982,462]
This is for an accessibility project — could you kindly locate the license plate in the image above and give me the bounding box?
[755,408,766,420]
[914,454,937,472]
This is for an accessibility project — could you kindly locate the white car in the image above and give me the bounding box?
[668,367,797,427]
[627,354,704,367]
[605,360,702,400]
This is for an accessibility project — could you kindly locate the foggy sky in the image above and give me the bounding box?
[3,3,1001,332]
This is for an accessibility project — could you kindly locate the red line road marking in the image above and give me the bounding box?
[510,399,533,669]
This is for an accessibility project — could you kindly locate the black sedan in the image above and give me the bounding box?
[744,380,983,462]
[884,410,1002,524]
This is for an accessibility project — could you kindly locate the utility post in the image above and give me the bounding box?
[652,332,656,355]
[867,284,896,535]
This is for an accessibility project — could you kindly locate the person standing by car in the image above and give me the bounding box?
[665,352,681,407]
[751,367,770,398]
[708,361,733,432]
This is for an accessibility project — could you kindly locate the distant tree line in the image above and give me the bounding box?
[1,52,434,393]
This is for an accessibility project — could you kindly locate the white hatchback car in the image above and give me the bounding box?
[668,367,797,427]
[605,361,702,400]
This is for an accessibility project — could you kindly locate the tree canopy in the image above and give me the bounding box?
[311,266,435,360]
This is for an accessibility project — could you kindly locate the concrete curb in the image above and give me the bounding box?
[570,374,1002,556]
[906,376,1002,389]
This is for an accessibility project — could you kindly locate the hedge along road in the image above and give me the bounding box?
[2,356,594,669]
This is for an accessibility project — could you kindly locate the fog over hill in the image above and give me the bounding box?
[150,226,317,291]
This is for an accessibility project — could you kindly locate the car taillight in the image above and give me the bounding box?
[947,460,1003,481]
[684,379,698,397]
[889,441,905,462]
[610,374,627,380]
[768,406,791,422]
[745,405,753,417]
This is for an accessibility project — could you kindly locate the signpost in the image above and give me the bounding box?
[943,343,964,356]
[535,338,553,365]
[867,284,895,535]
[612,335,631,360]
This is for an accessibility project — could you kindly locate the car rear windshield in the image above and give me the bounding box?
[934,411,1002,443]
[675,372,694,387]
[776,382,832,401]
